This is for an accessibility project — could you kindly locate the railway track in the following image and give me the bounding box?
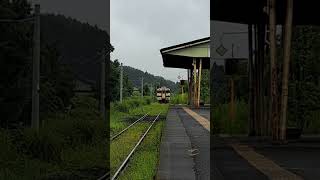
[98,113,160,180]
[110,113,149,141]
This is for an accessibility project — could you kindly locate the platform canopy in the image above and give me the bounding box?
[211,0,320,25]
[160,37,210,69]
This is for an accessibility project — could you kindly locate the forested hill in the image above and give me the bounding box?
[41,14,178,92]
[123,66,178,92]
[41,14,110,85]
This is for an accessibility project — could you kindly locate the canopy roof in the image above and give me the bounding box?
[160,37,210,69]
[211,0,320,25]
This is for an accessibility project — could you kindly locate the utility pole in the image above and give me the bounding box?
[100,49,106,122]
[150,84,153,96]
[31,3,40,130]
[248,24,255,136]
[120,63,123,103]
[141,77,144,98]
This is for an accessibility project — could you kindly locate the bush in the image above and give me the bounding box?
[171,93,188,105]
[0,130,19,168]
[144,96,153,105]
[113,97,152,113]
[114,101,130,113]
[43,109,104,146]
[213,100,248,134]
[20,128,65,162]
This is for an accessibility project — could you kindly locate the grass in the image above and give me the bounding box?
[0,96,107,180]
[303,110,320,134]
[110,97,168,136]
[110,122,150,175]
[0,96,168,179]
[212,100,248,135]
[212,101,320,135]
[118,120,164,180]
[110,97,156,136]
[129,103,169,116]
[110,97,168,178]
[170,93,188,105]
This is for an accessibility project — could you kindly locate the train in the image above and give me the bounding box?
[156,86,170,103]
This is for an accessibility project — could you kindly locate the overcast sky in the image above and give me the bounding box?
[39,0,209,82]
[111,0,210,82]
[40,1,252,82]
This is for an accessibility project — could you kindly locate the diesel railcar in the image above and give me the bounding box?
[156,87,170,103]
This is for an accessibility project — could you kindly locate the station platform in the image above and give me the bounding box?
[157,106,320,180]
[157,106,210,180]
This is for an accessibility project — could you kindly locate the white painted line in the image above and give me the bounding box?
[182,107,210,131]
[231,144,304,180]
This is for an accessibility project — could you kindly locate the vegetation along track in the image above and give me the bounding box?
[98,112,161,180]
[110,113,149,141]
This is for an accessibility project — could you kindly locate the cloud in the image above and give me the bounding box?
[111,0,209,81]
[40,0,209,81]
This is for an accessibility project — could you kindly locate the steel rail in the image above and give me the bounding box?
[110,113,149,141]
[97,171,110,180]
[98,113,150,180]
[111,113,161,180]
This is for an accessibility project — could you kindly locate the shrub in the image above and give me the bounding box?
[21,128,65,162]
[113,97,152,113]
[144,97,152,105]
[114,101,130,113]
[171,93,188,105]
[212,100,248,134]
[0,129,19,168]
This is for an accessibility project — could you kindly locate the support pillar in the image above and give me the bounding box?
[188,69,192,105]
[248,24,255,136]
[269,0,279,141]
[280,0,293,142]
[193,58,197,107]
[197,59,202,107]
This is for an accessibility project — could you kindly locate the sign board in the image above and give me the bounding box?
[180,80,186,85]
[224,58,248,76]
[216,44,228,56]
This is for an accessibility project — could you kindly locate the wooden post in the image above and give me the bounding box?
[258,23,266,136]
[230,78,235,122]
[269,0,279,141]
[253,24,258,136]
[280,0,293,142]
[248,24,255,135]
[254,24,261,135]
[187,69,190,105]
[193,59,197,107]
[188,69,193,105]
[197,59,202,107]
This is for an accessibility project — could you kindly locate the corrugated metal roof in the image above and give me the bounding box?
[160,37,210,69]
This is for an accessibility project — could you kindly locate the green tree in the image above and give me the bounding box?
[109,60,133,101]
[0,0,33,128]
[143,84,150,96]
[288,26,320,129]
